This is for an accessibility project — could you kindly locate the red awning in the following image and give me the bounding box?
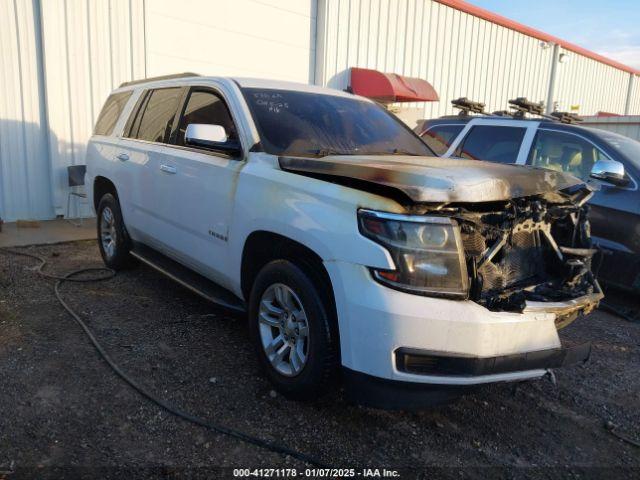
[349,67,439,103]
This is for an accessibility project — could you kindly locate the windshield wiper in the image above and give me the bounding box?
[366,148,421,156]
[308,148,355,157]
[388,148,421,156]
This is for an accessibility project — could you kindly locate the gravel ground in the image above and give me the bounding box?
[0,241,638,479]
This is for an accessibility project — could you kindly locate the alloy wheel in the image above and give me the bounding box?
[258,283,310,377]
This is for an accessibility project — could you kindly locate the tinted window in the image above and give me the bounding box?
[94,91,132,136]
[528,129,611,180]
[176,90,238,146]
[421,125,464,155]
[241,88,433,157]
[129,88,181,143]
[455,125,525,163]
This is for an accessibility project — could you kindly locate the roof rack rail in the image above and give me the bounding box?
[119,72,201,88]
[507,97,583,124]
[451,97,487,116]
[508,97,545,118]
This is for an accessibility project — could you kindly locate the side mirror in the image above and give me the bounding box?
[184,124,241,157]
[590,159,629,186]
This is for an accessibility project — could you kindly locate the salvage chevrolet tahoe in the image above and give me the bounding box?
[86,73,603,408]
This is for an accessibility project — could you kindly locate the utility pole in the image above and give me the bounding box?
[624,73,635,115]
[545,43,560,114]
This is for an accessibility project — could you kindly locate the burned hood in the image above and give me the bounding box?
[279,155,585,203]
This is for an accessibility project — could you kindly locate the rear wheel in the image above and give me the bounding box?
[97,193,134,270]
[248,259,338,400]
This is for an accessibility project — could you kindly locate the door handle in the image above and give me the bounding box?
[116,153,129,161]
[160,164,177,174]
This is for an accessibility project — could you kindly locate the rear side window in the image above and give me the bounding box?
[176,90,238,146]
[93,91,132,136]
[454,125,526,163]
[420,124,464,155]
[127,88,181,143]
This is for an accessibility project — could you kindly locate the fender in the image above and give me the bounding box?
[226,160,400,297]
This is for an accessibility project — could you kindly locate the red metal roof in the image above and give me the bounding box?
[435,0,639,76]
[349,68,439,103]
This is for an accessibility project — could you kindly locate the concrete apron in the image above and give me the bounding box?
[0,218,96,248]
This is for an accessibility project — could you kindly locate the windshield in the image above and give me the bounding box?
[588,128,640,170]
[241,88,434,157]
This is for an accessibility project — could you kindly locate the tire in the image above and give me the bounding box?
[248,259,339,400]
[96,193,135,270]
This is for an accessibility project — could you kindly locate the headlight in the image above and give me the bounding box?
[358,209,469,298]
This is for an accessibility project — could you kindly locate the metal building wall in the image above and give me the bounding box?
[40,0,146,217]
[3,0,639,222]
[553,48,630,115]
[0,0,52,222]
[144,0,316,83]
[315,0,638,122]
[628,76,640,115]
[582,115,640,142]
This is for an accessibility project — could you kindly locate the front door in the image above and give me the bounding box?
[158,87,245,288]
[525,127,640,289]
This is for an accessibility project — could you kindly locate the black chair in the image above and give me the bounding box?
[66,165,88,226]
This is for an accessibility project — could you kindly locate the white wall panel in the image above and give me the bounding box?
[0,0,52,221]
[144,0,315,82]
[40,0,146,217]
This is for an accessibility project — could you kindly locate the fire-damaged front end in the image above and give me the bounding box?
[280,154,603,326]
[454,187,601,328]
[279,155,603,408]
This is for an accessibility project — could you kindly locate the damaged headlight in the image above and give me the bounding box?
[358,209,469,298]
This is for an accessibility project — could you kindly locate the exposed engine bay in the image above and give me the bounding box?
[279,155,603,326]
[428,186,602,323]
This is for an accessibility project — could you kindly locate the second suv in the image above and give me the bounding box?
[417,115,640,293]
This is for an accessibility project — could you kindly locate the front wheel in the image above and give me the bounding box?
[97,193,134,270]
[248,260,339,400]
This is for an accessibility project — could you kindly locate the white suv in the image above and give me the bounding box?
[86,73,602,408]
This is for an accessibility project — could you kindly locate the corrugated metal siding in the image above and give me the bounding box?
[144,0,315,82]
[40,0,146,217]
[0,0,52,221]
[554,49,630,115]
[316,0,638,120]
[3,0,639,221]
[628,76,640,115]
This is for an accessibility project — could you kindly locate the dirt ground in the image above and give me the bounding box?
[0,241,638,479]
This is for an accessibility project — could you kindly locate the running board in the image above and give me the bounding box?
[130,243,246,313]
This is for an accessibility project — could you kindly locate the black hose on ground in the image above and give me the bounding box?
[0,247,326,468]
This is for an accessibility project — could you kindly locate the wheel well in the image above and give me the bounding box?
[93,176,118,210]
[241,231,333,304]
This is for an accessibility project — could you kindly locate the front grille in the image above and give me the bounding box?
[463,228,546,294]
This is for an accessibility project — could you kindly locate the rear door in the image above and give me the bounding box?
[117,86,184,246]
